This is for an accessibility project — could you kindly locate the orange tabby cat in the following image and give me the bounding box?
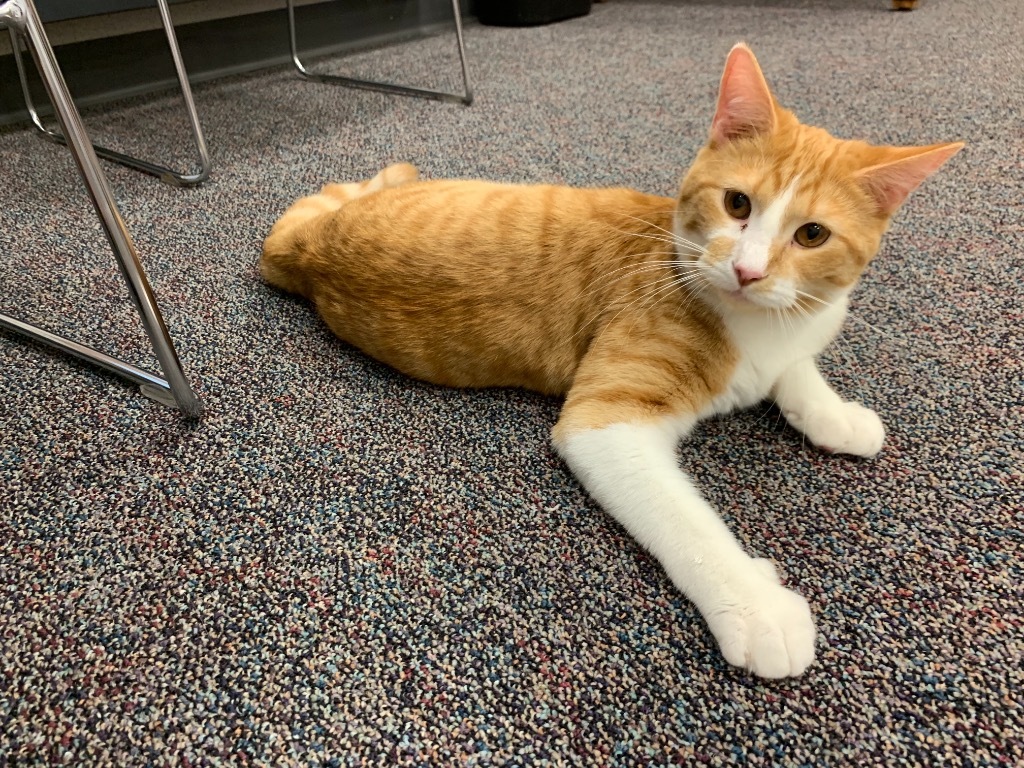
[261,44,962,678]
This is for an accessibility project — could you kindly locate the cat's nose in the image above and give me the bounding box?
[734,264,766,287]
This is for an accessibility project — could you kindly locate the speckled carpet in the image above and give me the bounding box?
[1,0,1021,765]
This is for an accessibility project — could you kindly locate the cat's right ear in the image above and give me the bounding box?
[854,142,965,217]
[710,43,777,147]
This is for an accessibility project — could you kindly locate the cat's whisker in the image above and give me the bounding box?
[671,235,709,255]
[588,268,710,344]
[568,251,715,344]
[610,230,709,262]
[585,260,679,283]
[659,268,718,319]
[619,230,684,246]
[780,303,800,339]
[836,309,954,368]
[786,298,810,322]
[602,216,673,239]
[626,215,709,254]
[659,267,716,311]
[610,213,711,258]
[624,277,698,337]
[825,338,870,404]
[571,260,683,303]
[571,245,709,309]
[617,212,681,239]
[793,288,830,307]
[569,272,693,344]
[791,289,837,320]
[843,313,911,349]
[673,265,715,302]
[671,262,711,278]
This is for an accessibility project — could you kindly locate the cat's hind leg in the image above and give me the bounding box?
[260,195,333,296]
[271,162,419,237]
[261,163,419,295]
[319,162,420,204]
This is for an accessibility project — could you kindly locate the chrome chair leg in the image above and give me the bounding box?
[0,0,203,418]
[287,0,473,105]
[8,0,210,186]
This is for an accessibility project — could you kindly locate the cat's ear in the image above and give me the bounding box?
[710,43,777,146]
[854,142,965,216]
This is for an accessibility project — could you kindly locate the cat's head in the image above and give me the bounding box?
[674,43,963,314]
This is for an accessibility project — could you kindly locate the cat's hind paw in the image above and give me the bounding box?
[786,400,885,458]
[706,581,816,679]
[365,162,420,193]
[320,163,420,204]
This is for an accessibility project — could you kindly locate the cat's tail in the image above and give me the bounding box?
[260,162,420,296]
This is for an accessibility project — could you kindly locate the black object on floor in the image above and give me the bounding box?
[477,0,592,26]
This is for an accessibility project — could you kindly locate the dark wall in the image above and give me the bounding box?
[2,1,471,124]
[37,1,191,23]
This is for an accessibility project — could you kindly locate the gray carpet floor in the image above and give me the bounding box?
[1,0,1021,765]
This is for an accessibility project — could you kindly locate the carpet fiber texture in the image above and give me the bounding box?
[1,0,1021,765]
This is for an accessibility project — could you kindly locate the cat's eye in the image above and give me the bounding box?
[794,222,831,248]
[724,190,751,220]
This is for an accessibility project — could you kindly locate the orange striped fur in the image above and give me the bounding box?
[262,112,960,436]
[261,43,964,678]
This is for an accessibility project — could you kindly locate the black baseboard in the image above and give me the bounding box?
[1,1,473,126]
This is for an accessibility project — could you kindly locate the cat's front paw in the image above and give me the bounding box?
[786,400,885,458]
[704,574,816,679]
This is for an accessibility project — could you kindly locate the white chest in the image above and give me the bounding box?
[702,299,848,418]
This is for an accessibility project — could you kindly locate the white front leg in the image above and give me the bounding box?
[773,358,885,457]
[554,421,816,679]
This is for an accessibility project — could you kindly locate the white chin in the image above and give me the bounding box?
[719,287,786,310]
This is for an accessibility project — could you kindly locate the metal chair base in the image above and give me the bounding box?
[287,0,473,106]
[0,0,203,418]
[7,0,210,186]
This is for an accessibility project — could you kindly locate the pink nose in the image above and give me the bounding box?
[734,264,766,287]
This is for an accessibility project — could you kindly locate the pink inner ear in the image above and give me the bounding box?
[856,142,965,215]
[711,44,776,145]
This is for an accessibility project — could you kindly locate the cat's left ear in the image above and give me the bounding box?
[854,142,965,216]
[710,43,778,146]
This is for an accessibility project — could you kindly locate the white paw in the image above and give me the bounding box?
[786,400,885,457]
[704,573,817,679]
